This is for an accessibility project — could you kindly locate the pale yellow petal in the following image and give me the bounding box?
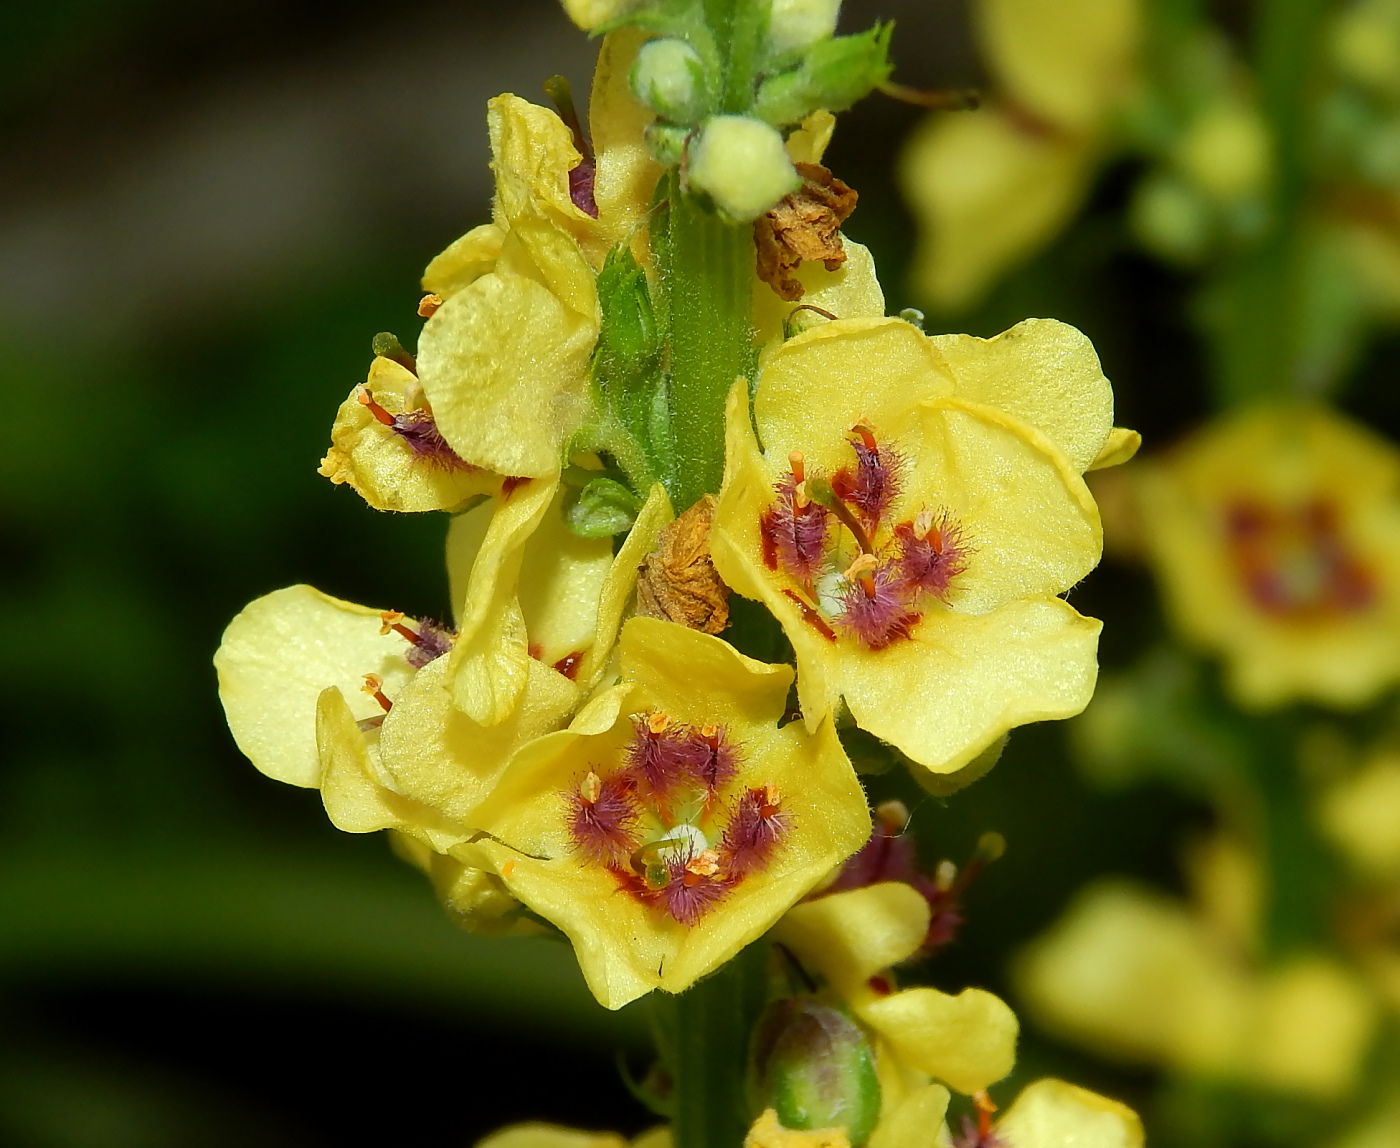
[215,585,412,788]
[745,1109,849,1148]
[422,223,505,299]
[785,111,837,166]
[1244,957,1377,1100]
[425,851,532,935]
[1319,752,1400,878]
[995,1079,1144,1148]
[927,319,1114,474]
[516,488,615,668]
[867,1082,950,1148]
[378,654,578,827]
[576,482,674,687]
[1088,427,1142,471]
[908,398,1102,614]
[318,357,497,513]
[839,597,1101,775]
[315,685,412,834]
[1015,881,1251,1075]
[752,239,886,355]
[775,883,932,996]
[489,93,586,226]
[630,1128,672,1148]
[417,273,595,478]
[447,477,559,724]
[858,986,1018,1095]
[978,0,1140,132]
[900,109,1093,311]
[753,320,953,471]
[477,1125,626,1148]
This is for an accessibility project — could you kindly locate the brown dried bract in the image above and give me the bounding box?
[754,162,859,302]
[637,495,731,635]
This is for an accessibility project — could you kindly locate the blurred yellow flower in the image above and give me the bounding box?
[1139,404,1400,709]
[900,0,1141,310]
[476,1123,671,1148]
[712,316,1125,776]
[460,617,870,1009]
[1017,862,1378,1100]
[1320,749,1400,879]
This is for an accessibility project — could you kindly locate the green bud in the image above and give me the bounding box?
[631,38,709,124]
[754,25,892,128]
[566,477,643,537]
[769,0,842,56]
[688,115,800,222]
[750,999,881,1147]
[645,121,692,168]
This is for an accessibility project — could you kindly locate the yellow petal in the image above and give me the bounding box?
[489,93,588,227]
[463,620,869,1010]
[422,222,505,300]
[630,1129,673,1148]
[857,986,1018,1095]
[867,1082,950,1148]
[516,489,616,668]
[838,597,1101,775]
[785,110,837,166]
[1319,752,1400,878]
[447,476,559,724]
[417,272,596,478]
[1244,957,1377,1100]
[775,883,932,996]
[994,1079,1143,1148]
[576,482,674,687]
[1087,427,1142,471]
[744,1109,850,1148]
[906,398,1102,614]
[215,585,412,788]
[318,357,498,513]
[378,654,579,828]
[900,109,1093,311]
[477,1125,627,1148]
[426,852,532,935]
[752,240,886,355]
[587,30,666,265]
[978,0,1140,133]
[927,319,1114,474]
[1015,881,1252,1075]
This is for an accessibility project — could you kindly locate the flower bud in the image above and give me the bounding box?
[560,0,638,31]
[1175,101,1272,202]
[631,38,709,123]
[689,116,801,222]
[769,0,842,56]
[750,999,881,1147]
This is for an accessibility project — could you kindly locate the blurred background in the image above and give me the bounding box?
[6,0,1387,1144]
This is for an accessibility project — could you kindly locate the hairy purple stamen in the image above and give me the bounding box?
[404,618,455,669]
[391,409,476,471]
[836,561,920,649]
[655,852,729,926]
[567,773,639,867]
[833,429,903,531]
[764,461,831,584]
[720,787,789,877]
[896,511,971,602]
[569,163,599,218]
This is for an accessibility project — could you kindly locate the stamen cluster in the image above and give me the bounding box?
[379,610,456,669]
[759,422,972,649]
[1225,497,1374,620]
[565,711,789,925]
[356,384,475,471]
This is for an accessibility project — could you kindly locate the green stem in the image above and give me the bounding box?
[660,939,770,1148]
[1206,0,1330,407]
[665,166,758,508]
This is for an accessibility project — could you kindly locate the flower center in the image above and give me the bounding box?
[1225,498,1374,621]
[356,384,476,471]
[565,710,789,925]
[758,421,971,649]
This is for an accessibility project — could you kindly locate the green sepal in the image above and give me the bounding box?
[753,23,894,128]
[565,476,644,537]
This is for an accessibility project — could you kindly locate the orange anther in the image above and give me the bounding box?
[647,712,671,736]
[935,859,958,893]
[501,860,516,878]
[851,417,878,453]
[361,673,393,713]
[685,849,721,878]
[875,799,910,833]
[700,724,719,741]
[580,771,603,805]
[973,1091,997,1139]
[792,480,810,510]
[355,384,397,427]
[788,450,806,485]
[378,609,405,636]
[417,292,444,318]
[912,507,936,541]
[761,783,782,816]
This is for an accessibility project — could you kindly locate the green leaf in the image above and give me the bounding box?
[565,477,644,537]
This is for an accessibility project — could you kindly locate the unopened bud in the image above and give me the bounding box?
[750,1000,881,1146]
[560,0,638,31]
[769,0,841,56]
[689,116,801,223]
[631,38,708,123]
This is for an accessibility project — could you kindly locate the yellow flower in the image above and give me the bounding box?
[476,1124,670,1148]
[712,316,1126,776]
[318,351,502,513]
[414,33,661,479]
[1319,749,1400,879]
[1017,870,1378,1100]
[459,616,870,1009]
[775,883,1018,1098]
[900,0,1141,310]
[1138,404,1400,709]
